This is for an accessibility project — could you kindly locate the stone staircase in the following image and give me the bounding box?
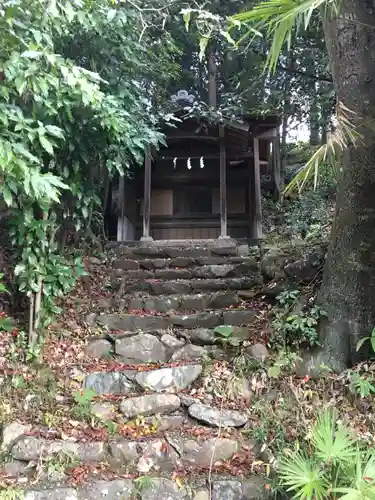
[2,241,274,500]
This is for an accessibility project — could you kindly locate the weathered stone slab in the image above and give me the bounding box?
[179,294,209,311]
[169,257,196,268]
[84,339,113,358]
[154,269,192,280]
[78,480,133,500]
[109,440,139,464]
[83,372,134,395]
[212,481,243,500]
[135,365,202,392]
[119,394,181,419]
[188,403,248,427]
[191,279,228,292]
[138,439,178,472]
[171,438,238,467]
[11,437,107,462]
[222,309,256,326]
[165,248,210,258]
[194,265,234,279]
[144,297,180,313]
[150,281,192,295]
[211,246,238,256]
[208,292,239,309]
[2,422,32,450]
[169,312,221,329]
[25,489,78,500]
[97,314,168,331]
[140,478,188,500]
[140,259,168,269]
[113,259,139,270]
[115,334,168,363]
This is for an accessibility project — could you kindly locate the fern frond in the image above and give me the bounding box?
[284,102,362,195]
[278,451,329,500]
[310,409,357,465]
[231,0,340,72]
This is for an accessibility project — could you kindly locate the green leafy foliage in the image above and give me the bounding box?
[356,327,375,356]
[214,325,242,347]
[278,409,375,500]
[348,372,375,399]
[272,290,325,349]
[0,0,179,339]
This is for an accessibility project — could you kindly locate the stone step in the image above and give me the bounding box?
[9,477,268,500]
[113,256,258,272]
[125,292,244,313]
[85,325,259,364]
[111,261,260,282]
[112,277,262,295]
[96,309,257,332]
[109,241,252,261]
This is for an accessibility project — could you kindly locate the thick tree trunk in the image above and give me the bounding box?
[319,1,375,367]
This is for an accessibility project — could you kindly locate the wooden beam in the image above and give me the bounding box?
[251,136,262,239]
[256,127,278,139]
[141,151,153,241]
[219,125,228,238]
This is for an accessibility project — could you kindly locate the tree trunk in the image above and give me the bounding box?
[319,1,375,367]
[208,50,217,108]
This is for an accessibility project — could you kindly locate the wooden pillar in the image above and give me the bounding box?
[117,174,125,241]
[251,136,262,239]
[141,150,153,241]
[219,125,228,238]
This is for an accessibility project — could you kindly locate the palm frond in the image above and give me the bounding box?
[231,0,340,72]
[278,451,328,500]
[284,102,362,195]
[310,409,357,465]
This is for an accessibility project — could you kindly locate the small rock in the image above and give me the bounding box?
[211,246,238,256]
[246,343,269,361]
[84,339,112,358]
[188,403,248,427]
[88,257,102,265]
[1,460,32,478]
[91,402,116,421]
[85,313,97,326]
[135,365,202,392]
[144,415,185,431]
[115,334,168,363]
[119,394,180,419]
[109,440,139,464]
[261,249,288,280]
[137,439,178,472]
[186,328,216,345]
[161,334,185,351]
[180,395,200,407]
[242,477,269,498]
[170,345,207,361]
[98,298,113,309]
[230,377,252,403]
[25,488,78,500]
[2,422,31,450]
[83,372,134,395]
[212,481,243,500]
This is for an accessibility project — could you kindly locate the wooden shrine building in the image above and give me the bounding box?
[116,95,279,242]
